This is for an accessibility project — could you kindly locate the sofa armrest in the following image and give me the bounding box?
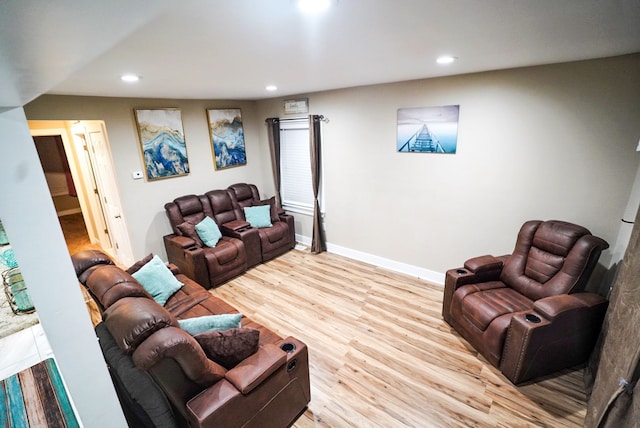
[464,255,503,274]
[133,327,226,388]
[224,344,287,394]
[163,235,209,288]
[442,255,506,324]
[533,293,607,320]
[221,220,251,234]
[500,292,608,384]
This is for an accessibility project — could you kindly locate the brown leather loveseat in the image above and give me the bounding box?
[72,249,310,427]
[164,183,295,289]
[442,220,609,384]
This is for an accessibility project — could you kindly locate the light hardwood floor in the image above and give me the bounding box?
[211,249,588,428]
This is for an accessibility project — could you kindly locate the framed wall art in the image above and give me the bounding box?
[206,108,247,170]
[397,105,460,153]
[134,108,190,180]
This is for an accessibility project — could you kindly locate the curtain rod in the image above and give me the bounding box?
[266,115,329,123]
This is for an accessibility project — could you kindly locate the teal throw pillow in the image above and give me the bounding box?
[131,254,183,306]
[244,205,272,228]
[178,313,243,336]
[195,217,222,247]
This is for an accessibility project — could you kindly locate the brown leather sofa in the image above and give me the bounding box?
[72,249,310,428]
[442,220,609,384]
[164,184,295,289]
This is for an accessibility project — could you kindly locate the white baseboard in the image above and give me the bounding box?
[295,234,445,285]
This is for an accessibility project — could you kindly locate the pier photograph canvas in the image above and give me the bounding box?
[397,105,460,153]
[207,108,247,170]
[134,108,190,180]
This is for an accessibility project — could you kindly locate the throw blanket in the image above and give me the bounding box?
[0,358,79,427]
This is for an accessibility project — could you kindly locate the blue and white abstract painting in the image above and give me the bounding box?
[135,108,190,180]
[207,108,247,170]
[397,105,460,153]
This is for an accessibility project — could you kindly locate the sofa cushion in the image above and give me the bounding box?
[195,217,222,247]
[132,255,183,306]
[103,297,178,353]
[85,265,151,309]
[194,328,260,369]
[125,253,154,275]
[253,197,279,223]
[176,221,205,248]
[178,313,242,336]
[243,205,272,228]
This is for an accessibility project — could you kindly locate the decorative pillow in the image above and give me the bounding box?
[125,253,154,275]
[253,197,279,223]
[176,222,205,248]
[131,255,183,306]
[178,313,243,336]
[244,205,272,228]
[194,328,260,369]
[195,217,222,247]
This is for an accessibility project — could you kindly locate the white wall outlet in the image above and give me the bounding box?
[132,171,143,179]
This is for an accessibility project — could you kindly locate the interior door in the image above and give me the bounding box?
[71,131,110,246]
[83,122,134,266]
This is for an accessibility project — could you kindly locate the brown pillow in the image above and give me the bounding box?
[194,328,260,369]
[125,253,154,275]
[176,221,205,247]
[252,197,279,223]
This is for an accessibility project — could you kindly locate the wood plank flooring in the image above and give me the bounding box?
[211,249,588,428]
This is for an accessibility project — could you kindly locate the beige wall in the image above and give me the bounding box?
[256,54,640,274]
[26,54,640,278]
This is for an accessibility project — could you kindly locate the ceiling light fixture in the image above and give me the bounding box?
[297,0,332,14]
[436,55,457,65]
[266,85,278,91]
[120,74,141,83]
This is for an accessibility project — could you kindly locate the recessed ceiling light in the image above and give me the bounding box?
[266,85,278,91]
[297,0,332,14]
[120,74,141,83]
[436,56,457,65]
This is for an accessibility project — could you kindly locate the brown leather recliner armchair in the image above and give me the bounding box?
[227,183,296,262]
[164,195,247,289]
[442,220,610,384]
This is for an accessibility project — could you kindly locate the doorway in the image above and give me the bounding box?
[29,121,134,266]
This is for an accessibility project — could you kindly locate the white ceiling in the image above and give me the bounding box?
[2,0,640,107]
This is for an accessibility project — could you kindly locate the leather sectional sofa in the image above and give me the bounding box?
[164,183,295,289]
[72,249,310,428]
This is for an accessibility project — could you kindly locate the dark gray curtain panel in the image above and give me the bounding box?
[309,115,326,254]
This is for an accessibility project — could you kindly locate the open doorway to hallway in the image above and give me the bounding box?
[29,121,133,265]
[32,134,95,254]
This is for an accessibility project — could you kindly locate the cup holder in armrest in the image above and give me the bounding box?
[280,342,296,354]
[525,313,541,323]
[456,269,467,274]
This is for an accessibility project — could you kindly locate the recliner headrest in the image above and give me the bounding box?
[70,250,115,284]
[174,195,204,216]
[531,220,591,257]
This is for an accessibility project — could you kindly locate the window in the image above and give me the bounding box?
[279,120,315,215]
